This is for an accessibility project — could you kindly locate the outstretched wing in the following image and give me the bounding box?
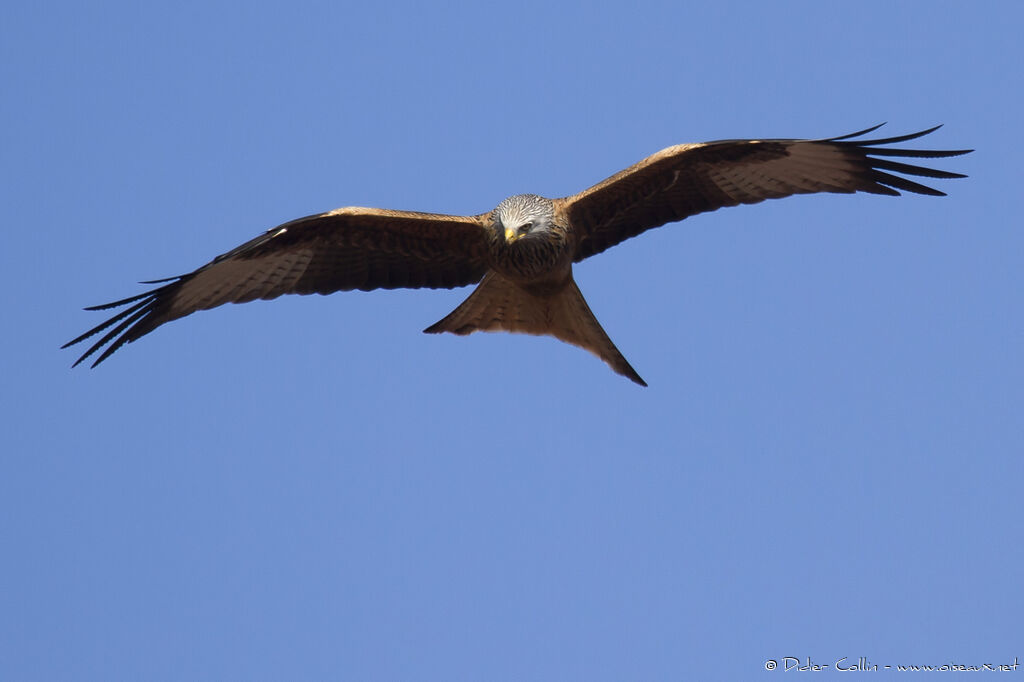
[64,207,493,367]
[561,125,972,262]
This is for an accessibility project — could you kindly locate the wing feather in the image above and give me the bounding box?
[562,125,971,261]
[65,207,493,367]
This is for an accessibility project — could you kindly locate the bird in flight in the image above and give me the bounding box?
[64,124,970,385]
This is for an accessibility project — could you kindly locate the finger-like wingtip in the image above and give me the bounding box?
[64,278,182,368]
[826,124,972,196]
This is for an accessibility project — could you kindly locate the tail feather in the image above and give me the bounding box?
[424,272,646,386]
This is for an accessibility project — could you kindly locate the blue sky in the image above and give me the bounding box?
[2,1,1020,679]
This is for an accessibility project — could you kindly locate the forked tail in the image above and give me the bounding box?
[424,272,646,386]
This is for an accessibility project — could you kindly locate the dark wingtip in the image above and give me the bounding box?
[835,124,972,153]
[65,278,182,368]
[826,124,972,196]
[826,123,887,141]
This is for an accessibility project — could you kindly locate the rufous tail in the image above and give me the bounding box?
[424,272,646,386]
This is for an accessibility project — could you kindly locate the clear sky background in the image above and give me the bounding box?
[2,1,1020,679]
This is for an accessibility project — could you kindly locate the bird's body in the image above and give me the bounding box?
[65,125,971,385]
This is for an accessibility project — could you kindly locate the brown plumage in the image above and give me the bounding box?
[64,124,971,385]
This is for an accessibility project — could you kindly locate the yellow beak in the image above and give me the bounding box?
[505,227,521,243]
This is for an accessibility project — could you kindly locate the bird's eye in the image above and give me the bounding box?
[519,221,534,234]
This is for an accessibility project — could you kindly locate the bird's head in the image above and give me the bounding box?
[496,194,555,244]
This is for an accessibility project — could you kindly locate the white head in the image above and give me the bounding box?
[495,194,555,243]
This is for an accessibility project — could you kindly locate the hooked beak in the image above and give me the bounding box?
[504,226,521,243]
